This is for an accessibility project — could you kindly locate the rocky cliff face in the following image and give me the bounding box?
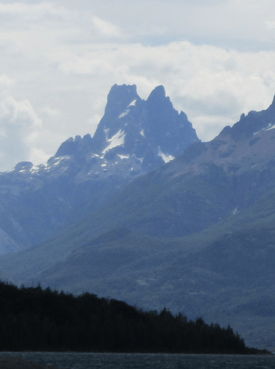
[55,84,198,178]
[0,84,199,252]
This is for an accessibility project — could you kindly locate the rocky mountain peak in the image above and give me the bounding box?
[269,94,275,109]
[0,83,199,249]
[55,134,94,157]
[94,84,140,132]
[146,85,174,118]
[11,84,198,179]
[228,96,275,141]
[147,85,166,101]
[57,83,199,173]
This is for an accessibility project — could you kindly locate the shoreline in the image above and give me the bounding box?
[0,355,63,369]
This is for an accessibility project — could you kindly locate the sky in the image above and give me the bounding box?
[1,0,275,171]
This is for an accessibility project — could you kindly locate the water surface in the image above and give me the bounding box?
[2,352,275,369]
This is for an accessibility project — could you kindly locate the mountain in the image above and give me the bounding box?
[2,88,275,348]
[0,84,198,252]
[1,94,275,349]
[36,96,275,241]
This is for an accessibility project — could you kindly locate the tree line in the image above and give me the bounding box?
[0,282,267,353]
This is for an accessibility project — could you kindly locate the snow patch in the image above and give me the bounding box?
[103,129,125,153]
[92,154,104,159]
[117,154,129,159]
[30,166,40,173]
[41,163,52,170]
[128,99,137,107]
[133,155,144,163]
[118,109,129,119]
[254,123,275,135]
[41,156,70,171]
[53,158,64,166]
[158,147,175,163]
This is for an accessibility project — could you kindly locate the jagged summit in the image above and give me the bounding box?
[147,85,166,101]
[166,94,275,181]
[55,134,94,157]
[0,84,199,249]
[53,83,199,172]
[213,95,275,144]
[224,96,275,141]
[94,84,140,137]
[11,84,199,178]
[269,94,275,108]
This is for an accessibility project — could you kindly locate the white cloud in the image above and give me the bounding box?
[92,16,121,38]
[265,21,275,29]
[0,2,71,21]
[0,93,44,169]
[54,40,275,141]
[0,75,15,91]
[0,97,42,128]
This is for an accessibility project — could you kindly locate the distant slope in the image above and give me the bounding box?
[1,182,275,348]
[32,190,275,349]
[0,188,273,350]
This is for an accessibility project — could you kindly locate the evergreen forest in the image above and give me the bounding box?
[0,282,267,354]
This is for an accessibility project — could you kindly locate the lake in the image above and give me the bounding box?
[1,352,275,369]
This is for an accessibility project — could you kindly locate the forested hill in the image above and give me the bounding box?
[0,282,267,354]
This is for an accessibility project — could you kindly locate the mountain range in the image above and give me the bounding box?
[0,85,275,349]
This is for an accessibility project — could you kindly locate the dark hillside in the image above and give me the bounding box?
[0,282,264,354]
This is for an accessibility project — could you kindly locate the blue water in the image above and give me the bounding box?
[1,352,275,369]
